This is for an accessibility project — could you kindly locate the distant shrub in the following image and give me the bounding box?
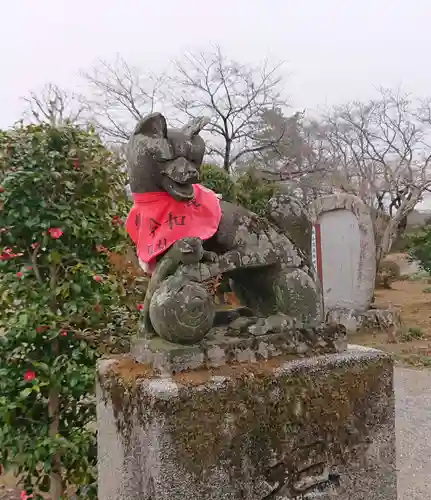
[407,228,431,274]
[235,170,277,217]
[375,260,401,289]
[200,164,236,202]
[200,164,277,218]
[401,327,425,342]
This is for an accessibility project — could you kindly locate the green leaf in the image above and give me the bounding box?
[18,313,28,326]
[19,388,33,398]
[49,250,62,264]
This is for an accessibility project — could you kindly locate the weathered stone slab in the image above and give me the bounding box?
[131,322,347,374]
[327,307,401,336]
[97,346,396,499]
[310,194,376,314]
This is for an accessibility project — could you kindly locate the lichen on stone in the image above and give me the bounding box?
[98,352,393,492]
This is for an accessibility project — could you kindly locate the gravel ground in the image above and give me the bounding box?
[396,367,431,499]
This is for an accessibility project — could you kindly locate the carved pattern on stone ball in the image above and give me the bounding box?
[149,276,215,344]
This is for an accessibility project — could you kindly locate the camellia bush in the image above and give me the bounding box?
[0,124,132,499]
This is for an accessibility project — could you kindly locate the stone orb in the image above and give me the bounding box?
[149,275,215,344]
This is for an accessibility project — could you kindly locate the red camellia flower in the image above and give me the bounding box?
[73,158,79,170]
[23,370,36,382]
[60,330,68,337]
[0,247,24,261]
[35,325,48,334]
[48,227,63,239]
[93,275,102,282]
[111,215,122,226]
[96,244,108,253]
[0,186,4,193]
[31,242,40,250]
[16,272,23,278]
[26,266,33,271]
[0,253,18,261]
[136,303,144,311]
[20,491,33,500]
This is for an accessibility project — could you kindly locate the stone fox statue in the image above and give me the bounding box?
[125,112,321,344]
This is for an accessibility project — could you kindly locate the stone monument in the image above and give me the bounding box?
[96,113,397,499]
[310,194,401,335]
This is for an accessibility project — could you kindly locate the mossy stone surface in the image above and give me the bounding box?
[97,348,396,499]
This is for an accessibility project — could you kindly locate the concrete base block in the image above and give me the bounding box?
[97,346,396,499]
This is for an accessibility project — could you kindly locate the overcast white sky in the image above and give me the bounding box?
[3,0,431,129]
[3,0,431,206]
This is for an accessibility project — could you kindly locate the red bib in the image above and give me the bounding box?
[125,184,221,268]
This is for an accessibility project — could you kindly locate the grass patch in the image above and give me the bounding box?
[396,353,431,368]
[400,327,425,342]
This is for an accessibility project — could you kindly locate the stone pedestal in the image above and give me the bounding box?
[131,321,347,375]
[97,346,396,499]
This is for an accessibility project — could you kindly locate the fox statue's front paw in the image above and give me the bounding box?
[202,250,218,263]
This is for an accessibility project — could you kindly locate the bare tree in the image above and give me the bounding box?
[22,83,84,126]
[247,108,336,202]
[169,47,288,172]
[321,88,431,264]
[80,55,166,144]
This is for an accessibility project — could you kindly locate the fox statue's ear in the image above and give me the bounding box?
[181,117,210,138]
[133,113,168,138]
